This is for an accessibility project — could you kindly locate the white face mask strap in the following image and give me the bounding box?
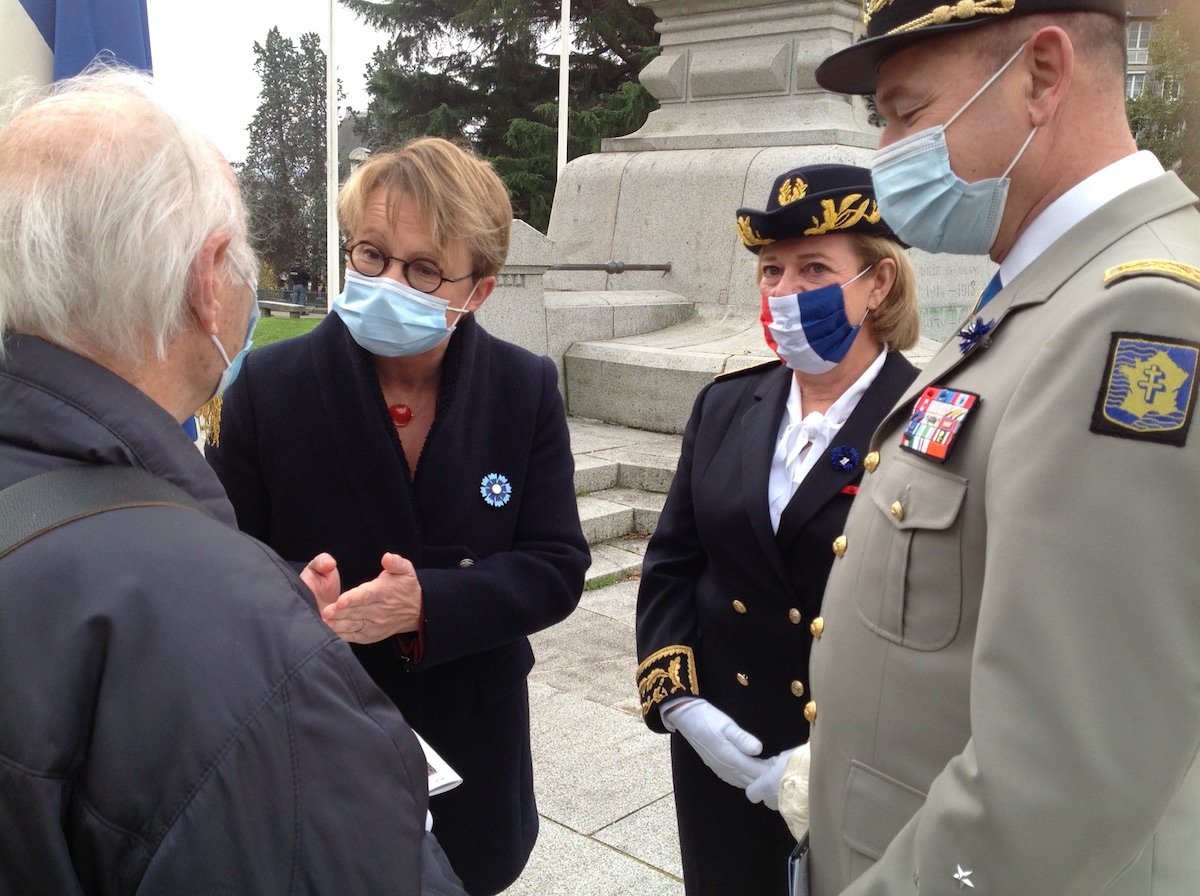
[447,281,479,323]
[847,263,876,327]
[1001,125,1038,179]
[845,263,874,288]
[945,41,1027,130]
[209,332,233,369]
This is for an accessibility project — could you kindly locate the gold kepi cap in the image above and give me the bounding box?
[816,0,1128,96]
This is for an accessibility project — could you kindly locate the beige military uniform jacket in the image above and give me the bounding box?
[807,172,1200,895]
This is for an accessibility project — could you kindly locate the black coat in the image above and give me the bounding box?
[635,352,919,896]
[0,334,446,895]
[207,313,589,895]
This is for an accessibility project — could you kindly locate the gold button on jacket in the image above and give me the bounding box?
[864,451,879,473]
[732,599,747,614]
[804,701,817,723]
[791,680,805,698]
[788,608,802,624]
[810,617,824,638]
[736,673,749,687]
[832,535,847,558]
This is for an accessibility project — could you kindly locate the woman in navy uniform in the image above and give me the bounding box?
[635,164,921,896]
[207,138,589,895]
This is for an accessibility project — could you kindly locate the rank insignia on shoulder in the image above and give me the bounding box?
[900,386,980,463]
[1104,259,1200,291]
[1091,332,1200,446]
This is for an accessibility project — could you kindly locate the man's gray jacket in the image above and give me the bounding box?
[0,333,460,895]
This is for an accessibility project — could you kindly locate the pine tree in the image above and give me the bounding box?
[340,0,660,231]
[237,28,332,290]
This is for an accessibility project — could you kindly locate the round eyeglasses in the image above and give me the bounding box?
[343,241,475,294]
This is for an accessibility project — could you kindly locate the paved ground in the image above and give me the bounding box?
[498,420,686,896]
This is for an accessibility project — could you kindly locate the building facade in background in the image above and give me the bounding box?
[1125,0,1181,99]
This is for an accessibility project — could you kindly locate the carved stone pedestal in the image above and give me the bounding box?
[546,0,992,339]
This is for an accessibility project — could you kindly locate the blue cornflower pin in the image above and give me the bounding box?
[829,445,860,473]
[480,472,512,507]
[957,317,995,354]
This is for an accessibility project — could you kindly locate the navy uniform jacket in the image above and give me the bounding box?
[207,313,589,895]
[636,351,918,755]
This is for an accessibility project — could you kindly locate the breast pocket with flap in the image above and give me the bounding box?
[853,456,968,651]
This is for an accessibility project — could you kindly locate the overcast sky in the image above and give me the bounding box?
[145,0,386,164]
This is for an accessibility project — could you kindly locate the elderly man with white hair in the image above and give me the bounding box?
[0,67,463,895]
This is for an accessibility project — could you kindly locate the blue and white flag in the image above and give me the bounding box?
[1,0,152,85]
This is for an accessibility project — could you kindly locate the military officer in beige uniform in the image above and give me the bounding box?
[775,0,1200,893]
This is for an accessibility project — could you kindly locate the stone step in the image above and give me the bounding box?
[567,417,678,585]
[577,492,635,546]
[574,454,620,495]
[566,304,771,435]
[584,534,651,591]
[574,451,678,496]
[599,487,667,534]
[481,276,699,389]
[577,488,666,544]
[569,417,679,559]
[569,417,683,496]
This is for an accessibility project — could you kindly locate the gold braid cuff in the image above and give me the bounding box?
[636,645,699,719]
[873,0,1016,33]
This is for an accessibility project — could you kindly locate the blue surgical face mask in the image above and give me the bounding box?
[333,269,474,357]
[764,265,873,375]
[209,281,259,400]
[871,42,1036,255]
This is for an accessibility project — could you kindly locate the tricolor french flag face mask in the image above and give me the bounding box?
[761,265,872,374]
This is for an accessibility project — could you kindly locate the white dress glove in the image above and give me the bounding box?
[663,698,768,788]
[776,742,812,841]
[745,747,795,811]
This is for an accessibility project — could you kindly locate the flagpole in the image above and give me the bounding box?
[556,0,570,178]
[326,0,339,310]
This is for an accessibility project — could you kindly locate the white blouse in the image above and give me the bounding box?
[767,349,887,532]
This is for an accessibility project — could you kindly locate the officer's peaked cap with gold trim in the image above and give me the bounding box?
[736,163,897,254]
[817,0,1127,96]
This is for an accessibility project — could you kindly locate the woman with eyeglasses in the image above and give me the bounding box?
[634,164,921,895]
[206,137,589,896]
